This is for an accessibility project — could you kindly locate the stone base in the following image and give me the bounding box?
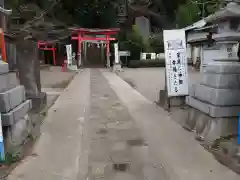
[186,96,240,117]
[158,90,186,110]
[184,107,238,145]
[29,92,47,113]
[112,63,122,73]
[3,114,33,154]
[67,65,78,71]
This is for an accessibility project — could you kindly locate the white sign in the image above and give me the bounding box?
[65,44,72,65]
[163,29,189,97]
[119,51,130,56]
[114,43,119,64]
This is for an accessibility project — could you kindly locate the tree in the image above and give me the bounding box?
[8,0,119,28]
[119,25,148,60]
[176,1,200,28]
[175,0,224,28]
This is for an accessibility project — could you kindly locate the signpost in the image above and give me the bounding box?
[119,51,130,66]
[114,43,119,64]
[65,44,72,65]
[163,29,189,97]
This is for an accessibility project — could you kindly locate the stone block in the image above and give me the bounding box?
[195,112,237,144]
[193,84,240,106]
[4,114,32,152]
[186,96,240,118]
[158,90,185,110]
[184,107,200,131]
[0,85,25,113]
[0,73,18,93]
[0,63,9,74]
[1,100,32,126]
[188,83,196,97]
[184,107,238,144]
[169,96,185,106]
[202,62,240,74]
[201,73,240,89]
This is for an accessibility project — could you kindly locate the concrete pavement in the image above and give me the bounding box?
[8,69,239,180]
[8,69,90,180]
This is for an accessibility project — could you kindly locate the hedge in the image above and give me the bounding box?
[128,59,165,68]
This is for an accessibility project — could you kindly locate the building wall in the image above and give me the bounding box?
[135,16,150,39]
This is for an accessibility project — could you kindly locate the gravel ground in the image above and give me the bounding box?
[40,66,77,106]
[41,66,76,88]
[119,67,201,103]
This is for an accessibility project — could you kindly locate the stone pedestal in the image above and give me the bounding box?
[158,90,186,110]
[186,62,240,144]
[113,63,122,73]
[184,108,238,145]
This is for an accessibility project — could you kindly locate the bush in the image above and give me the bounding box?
[119,25,148,60]
[128,59,165,68]
[148,34,164,53]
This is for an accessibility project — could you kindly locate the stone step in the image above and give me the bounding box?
[0,73,19,93]
[0,85,25,113]
[1,100,32,126]
[191,84,240,106]
[202,62,240,74]
[201,73,240,89]
[186,96,240,118]
[0,63,9,74]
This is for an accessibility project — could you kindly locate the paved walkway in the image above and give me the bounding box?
[8,69,239,180]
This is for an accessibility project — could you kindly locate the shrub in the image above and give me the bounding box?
[128,59,165,68]
[148,34,164,53]
[119,25,148,60]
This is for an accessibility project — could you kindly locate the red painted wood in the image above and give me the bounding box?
[38,41,57,65]
[72,37,116,41]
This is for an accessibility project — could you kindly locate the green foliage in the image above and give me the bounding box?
[148,34,164,53]
[119,25,148,60]
[59,0,118,28]
[205,0,224,15]
[8,0,118,28]
[176,1,201,28]
[128,59,165,68]
[175,0,224,28]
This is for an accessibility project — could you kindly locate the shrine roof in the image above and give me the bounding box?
[205,2,240,23]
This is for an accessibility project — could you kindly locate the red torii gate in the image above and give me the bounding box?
[38,41,57,66]
[70,28,120,68]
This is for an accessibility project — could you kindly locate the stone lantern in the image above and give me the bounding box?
[185,2,240,144]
